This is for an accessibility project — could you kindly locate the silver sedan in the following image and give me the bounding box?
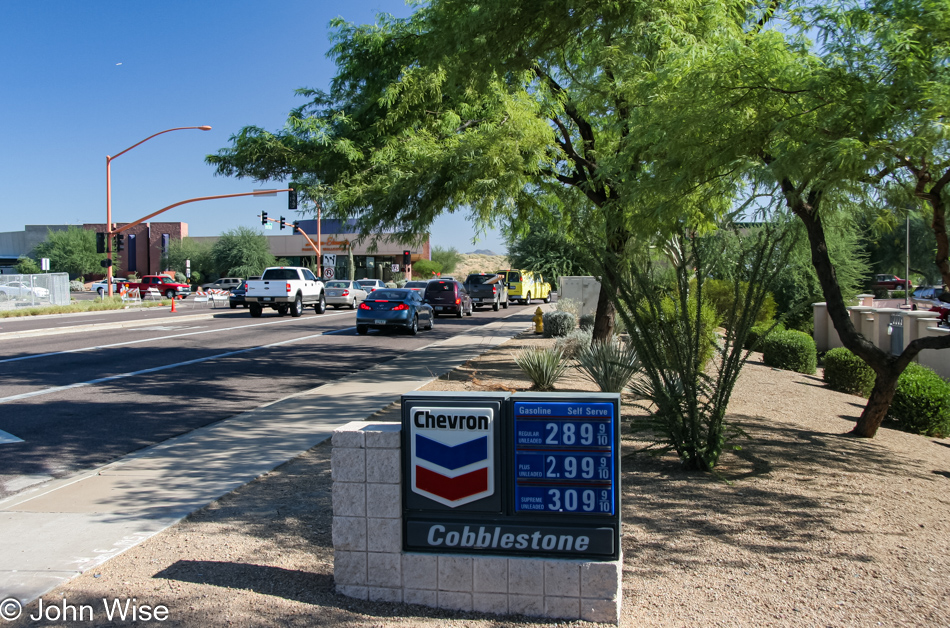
[325,280,368,309]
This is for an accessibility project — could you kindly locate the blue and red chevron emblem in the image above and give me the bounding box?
[410,406,494,507]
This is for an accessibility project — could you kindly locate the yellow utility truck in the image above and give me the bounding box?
[495,269,552,305]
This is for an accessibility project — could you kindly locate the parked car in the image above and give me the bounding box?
[496,269,552,304]
[464,273,509,311]
[403,280,429,293]
[325,280,368,309]
[90,277,128,297]
[0,281,49,299]
[201,277,243,291]
[357,278,386,293]
[356,288,434,335]
[912,285,950,310]
[423,279,473,318]
[870,273,913,291]
[124,275,192,299]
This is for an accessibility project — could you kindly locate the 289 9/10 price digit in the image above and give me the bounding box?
[544,421,609,446]
[546,488,612,513]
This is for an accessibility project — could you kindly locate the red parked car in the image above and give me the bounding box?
[870,274,913,290]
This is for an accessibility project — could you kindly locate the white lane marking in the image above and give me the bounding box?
[0,329,337,405]
[0,311,354,365]
[0,429,24,444]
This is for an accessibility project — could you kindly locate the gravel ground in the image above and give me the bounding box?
[11,332,950,627]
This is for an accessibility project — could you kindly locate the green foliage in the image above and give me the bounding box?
[865,213,940,286]
[888,364,950,438]
[822,348,875,397]
[430,246,463,275]
[576,340,642,393]
[762,330,817,375]
[516,347,568,391]
[15,256,40,274]
[702,279,776,326]
[543,310,576,338]
[617,224,796,471]
[579,314,595,330]
[505,219,589,285]
[210,227,276,278]
[554,327,593,359]
[162,238,215,282]
[31,226,107,276]
[554,298,581,318]
[412,259,442,278]
[745,320,785,351]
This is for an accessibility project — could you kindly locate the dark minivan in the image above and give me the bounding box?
[424,279,473,318]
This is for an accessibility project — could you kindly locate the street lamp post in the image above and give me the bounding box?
[105,126,211,296]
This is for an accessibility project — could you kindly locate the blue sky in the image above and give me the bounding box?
[0,1,506,254]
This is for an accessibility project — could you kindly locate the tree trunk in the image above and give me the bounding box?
[592,286,616,341]
[851,368,901,437]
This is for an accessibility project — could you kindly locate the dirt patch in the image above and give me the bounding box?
[12,333,950,627]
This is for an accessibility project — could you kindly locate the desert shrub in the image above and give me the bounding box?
[702,279,777,325]
[637,294,720,367]
[579,313,595,330]
[872,287,889,299]
[891,290,907,300]
[888,363,950,437]
[555,298,581,318]
[516,347,568,390]
[822,348,875,396]
[762,329,816,374]
[555,327,593,359]
[396,279,407,287]
[543,310,577,337]
[577,339,641,393]
[385,281,397,289]
[69,280,85,292]
[745,320,785,350]
[412,259,442,278]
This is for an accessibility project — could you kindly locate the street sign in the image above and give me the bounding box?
[323,254,337,267]
[391,263,400,273]
[40,258,50,271]
[324,267,335,279]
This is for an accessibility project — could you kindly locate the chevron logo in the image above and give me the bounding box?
[410,406,494,507]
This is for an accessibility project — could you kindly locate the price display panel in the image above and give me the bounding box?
[513,401,616,515]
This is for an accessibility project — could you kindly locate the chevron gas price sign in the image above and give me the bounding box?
[402,392,620,560]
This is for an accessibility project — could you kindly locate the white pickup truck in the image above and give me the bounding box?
[244,266,327,317]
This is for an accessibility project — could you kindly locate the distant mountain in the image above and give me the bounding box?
[467,249,498,256]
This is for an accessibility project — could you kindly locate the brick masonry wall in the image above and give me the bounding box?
[331,421,621,623]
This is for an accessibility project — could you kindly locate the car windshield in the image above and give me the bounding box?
[327,281,349,288]
[369,290,410,300]
[427,282,455,292]
[466,275,491,284]
[498,271,521,282]
[357,280,378,287]
[262,269,300,280]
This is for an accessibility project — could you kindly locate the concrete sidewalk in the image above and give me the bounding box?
[0,310,543,605]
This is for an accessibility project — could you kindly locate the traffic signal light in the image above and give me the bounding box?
[280,216,286,230]
[292,220,300,233]
[402,250,411,266]
[115,234,125,252]
[261,211,268,225]
[288,189,297,210]
[96,232,106,254]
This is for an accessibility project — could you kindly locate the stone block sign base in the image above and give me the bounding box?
[331,421,622,624]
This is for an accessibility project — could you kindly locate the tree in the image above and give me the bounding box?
[30,226,108,277]
[863,212,939,286]
[412,259,442,278]
[430,246,463,275]
[643,0,950,436]
[206,0,737,341]
[210,227,276,278]
[161,237,215,285]
[505,219,589,286]
[15,256,40,274]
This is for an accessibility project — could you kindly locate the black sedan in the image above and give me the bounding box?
[356,288,434,335]
[229,280,249,308]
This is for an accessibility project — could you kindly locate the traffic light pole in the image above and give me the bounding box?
[261,214,323,277]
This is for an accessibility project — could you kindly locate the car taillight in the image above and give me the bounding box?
[492,286,497,293]
[341,290,349,296]
[455,298,460,305]
[359,302,372,310]
[285,283,292,292]
[392,303,409,311]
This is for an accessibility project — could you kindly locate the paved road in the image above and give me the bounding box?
[0,302,535,500]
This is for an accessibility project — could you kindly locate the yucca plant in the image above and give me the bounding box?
[577,340,642,393]
[516,347,568,390]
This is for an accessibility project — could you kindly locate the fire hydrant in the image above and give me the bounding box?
[533,306,544,334]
